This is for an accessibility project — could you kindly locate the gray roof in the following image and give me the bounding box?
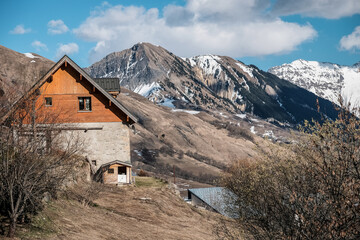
[93,78,120,92]
[188,187,238,218]
[100,160,132,169]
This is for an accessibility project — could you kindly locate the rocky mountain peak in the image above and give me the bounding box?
[86,42,192,90]
[269,59,360,106]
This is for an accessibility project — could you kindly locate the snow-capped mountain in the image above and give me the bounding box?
[86,43,338,124]
[269,59,360,106]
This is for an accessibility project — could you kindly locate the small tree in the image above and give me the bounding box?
[0,94,82,237]
[222,102,360,239]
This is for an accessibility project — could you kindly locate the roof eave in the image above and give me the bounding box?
[99,160,132,169]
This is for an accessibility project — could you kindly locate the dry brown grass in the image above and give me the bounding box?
[14,183,241,240]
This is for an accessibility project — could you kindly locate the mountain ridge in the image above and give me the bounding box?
[87,42,338,124]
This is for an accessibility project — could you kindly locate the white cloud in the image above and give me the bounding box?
[31,40,48,51]
[74,0,317,63]
[10,24,31,34]
[56,43,79,58]
[47,20,69,35]
[271,0,360,19]
[340,26,360,52]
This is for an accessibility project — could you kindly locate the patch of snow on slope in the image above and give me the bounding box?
[134,82,162,97]
[172,109,200,114]
[128,60,138,70]
[263,130,276,139]
[188,55,222,76]
[236,62,254,78]
[181,96,189,102]
[218,112,229,118]
[24,53,38,58]
[184,86,194,100]
[124,48,138,77]
[160,98,175,108]
[134,150,142,157]
[250,126,256,134]
[186,57,196,67]
[241,77,250,91]
[341,66,360,107]
[231,89,243,102]
[235,113,247,119]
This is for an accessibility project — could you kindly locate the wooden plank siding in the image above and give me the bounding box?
[34,64,128,123]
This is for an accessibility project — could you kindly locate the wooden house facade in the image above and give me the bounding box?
[1,55,137,184]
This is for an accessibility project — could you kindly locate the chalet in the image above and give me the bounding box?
[0,55,137,184]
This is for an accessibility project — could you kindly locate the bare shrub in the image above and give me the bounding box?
[213,217,249,240]
[185,151,227,169]
[222,102,360,239]
[138,169,149,177]
[141,148,159,165]
[0,94,82,237]
[226,124,254,142]
[159,145,176,156]
[210,120,254,142]
[65,181,103,206]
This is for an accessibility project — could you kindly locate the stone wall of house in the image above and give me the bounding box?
[59,122,131,171]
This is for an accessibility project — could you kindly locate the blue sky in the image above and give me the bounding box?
[0,0,359,70]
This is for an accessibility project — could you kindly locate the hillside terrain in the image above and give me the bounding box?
[15,179,240,240]
[269,59,360,106]
[0,45,53,97]
[117,87,296,184]
[87,42,338,124]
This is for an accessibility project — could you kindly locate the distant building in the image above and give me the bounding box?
[1,55,137,184]
[187,187,238,218]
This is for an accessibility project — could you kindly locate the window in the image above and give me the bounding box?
[92,160,97,166]
[108,168,114,174]
[78,97,91,111]
[118,166,126,174]
[45,97,52,106]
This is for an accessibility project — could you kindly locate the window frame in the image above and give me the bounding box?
[108,168,114,174]
[78,96,92,112]
[44,97,52,107]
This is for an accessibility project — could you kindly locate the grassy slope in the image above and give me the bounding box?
[15,178,240,240]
